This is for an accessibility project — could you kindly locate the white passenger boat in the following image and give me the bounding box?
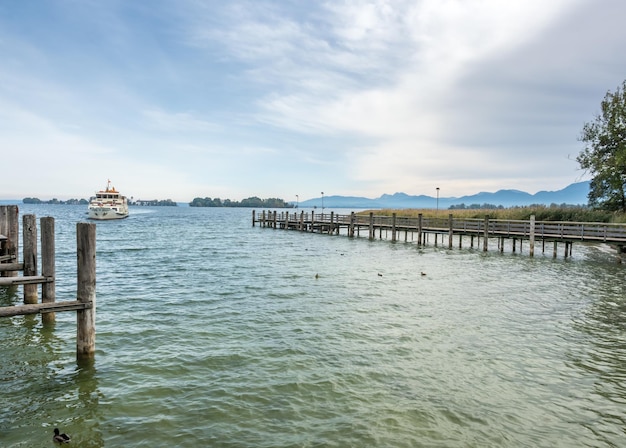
[87,180,129,220]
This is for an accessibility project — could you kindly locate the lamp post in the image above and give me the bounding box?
[296,194,299,209]
[436,187,440,214]
[321,192,324,215]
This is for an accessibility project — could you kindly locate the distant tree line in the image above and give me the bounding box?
[23,197,88,205]
[449,203,505,210]
[133,199,177,206]
[189,196,293,208]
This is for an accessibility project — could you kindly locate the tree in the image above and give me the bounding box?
[577,80,626,211]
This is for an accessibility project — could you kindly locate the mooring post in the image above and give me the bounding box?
[41,217,56,324]
[391,213,397,242]
[330,211,334,234]
[418,214,423,245]
[23,214,38,304]
[76,222,96,360]
[311,210,315,233]
[349,212,355,238]
[252,210,256,227]
[448,214,453,249]
[529,215,535,257]
[483,216,489,252]
[368,212,374,240]
[0,205,19,278]
[299,211,304,231]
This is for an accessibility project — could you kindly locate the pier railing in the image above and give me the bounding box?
[252,210,626,260]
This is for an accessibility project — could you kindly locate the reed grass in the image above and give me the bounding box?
[360,206,626,223]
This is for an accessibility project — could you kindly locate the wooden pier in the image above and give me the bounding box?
[0,205,96,359]
[253,210,626,260]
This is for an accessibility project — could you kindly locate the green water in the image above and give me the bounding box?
[1,205,626,447]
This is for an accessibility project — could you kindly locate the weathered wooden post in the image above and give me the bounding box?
[252,210,256,227]
[299,211,304,231]
[0,205,19,278]
[391,213,397,242]
[483,216,489,252]
[272,211,277,229]
[418,214,423,245]
[348,212,355,238]
[23,214,38,304]
[310,211,315,233]
[368,212,374,240]
[261,210,266,228]
[330,211,334,234]
[76,222,96,360]
[529,215,535,257]
[448,214,453,249]
[41,217,56,324]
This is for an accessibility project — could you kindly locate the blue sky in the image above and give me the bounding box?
[1,0,625,203]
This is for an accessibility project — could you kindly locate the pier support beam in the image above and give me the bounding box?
[41,217,56,324]
[76,223,96,360]
[23,214,38,304]
[529,215,535,257]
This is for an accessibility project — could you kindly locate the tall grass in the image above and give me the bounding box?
[362,206,625,223]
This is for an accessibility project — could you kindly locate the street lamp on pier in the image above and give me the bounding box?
[296,194,299,209]
[321,192,324,214]
[436,187,440,214]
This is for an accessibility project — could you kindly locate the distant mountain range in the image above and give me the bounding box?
[299,181,590,209]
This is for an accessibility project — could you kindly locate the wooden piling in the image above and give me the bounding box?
[0,205,19,277]
[41,217,56,324]
[529,215,535,257]
[76,222,96,360]
[483,216,489,252]
[23,214,38,304]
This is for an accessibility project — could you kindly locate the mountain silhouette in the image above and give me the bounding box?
[299,181,590,209]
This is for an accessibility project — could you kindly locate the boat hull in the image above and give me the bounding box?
[87,207,129,220]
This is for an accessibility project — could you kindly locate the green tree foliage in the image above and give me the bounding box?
[577,80,626,211]
[189,196,293,208]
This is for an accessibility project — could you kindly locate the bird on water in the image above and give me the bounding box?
[53,428,71,443]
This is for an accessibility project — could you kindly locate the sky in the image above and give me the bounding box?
[1,0,626,203]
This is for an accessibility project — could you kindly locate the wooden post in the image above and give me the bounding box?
[310,211,315,232]
[41,217,56,324]
[299,211,304,231]
[349,212,355,237]
[23,214,38,304]
[369,212,374,240]
[418,214,423,245]
[391,213,397,242]
[261,210,266,228]
[448,214,453,249]
[330,211,334,235]
[252,210,256,227]
[76,222,96,360]
[483,216,489,252]
[553,241,557,258]
[272,211,277,229]
[529,215,535,257]
[0,205,19,277]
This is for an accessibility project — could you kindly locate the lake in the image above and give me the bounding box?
[1,204,626,447]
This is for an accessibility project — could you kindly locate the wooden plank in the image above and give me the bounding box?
[0,275,53,286]
[0,300,91,318]
[0,262,23,271]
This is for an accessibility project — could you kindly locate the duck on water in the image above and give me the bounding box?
[53,428,70,443]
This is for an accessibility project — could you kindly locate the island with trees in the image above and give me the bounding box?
[189,196,293,208]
